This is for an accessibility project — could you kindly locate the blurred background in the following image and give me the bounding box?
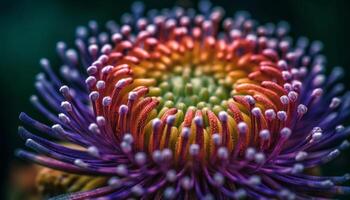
[0,0,350,199]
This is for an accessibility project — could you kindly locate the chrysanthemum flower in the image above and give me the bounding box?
[17,1,350,199]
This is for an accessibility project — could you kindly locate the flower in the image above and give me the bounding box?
[17,1,350,199]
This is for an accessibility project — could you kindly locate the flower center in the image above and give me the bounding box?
[149,65,232,112]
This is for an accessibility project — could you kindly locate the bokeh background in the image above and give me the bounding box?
[1,0,350,199]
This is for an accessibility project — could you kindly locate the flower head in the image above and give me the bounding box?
[17,1,350,199]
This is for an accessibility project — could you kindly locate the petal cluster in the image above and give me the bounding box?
[17,1,350,199]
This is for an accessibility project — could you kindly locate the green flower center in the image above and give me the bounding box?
[149,65,232,113]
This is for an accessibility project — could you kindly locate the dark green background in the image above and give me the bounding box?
[1,0,350,199]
